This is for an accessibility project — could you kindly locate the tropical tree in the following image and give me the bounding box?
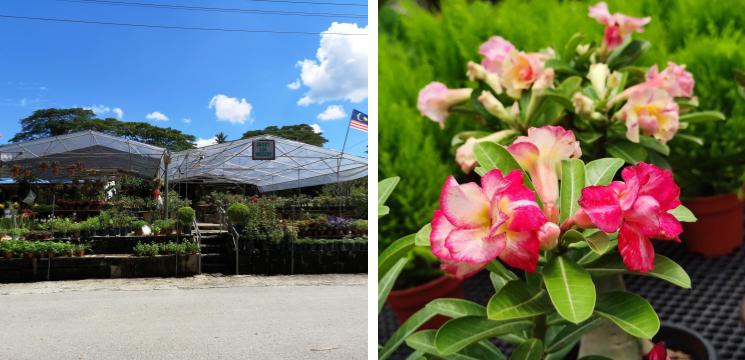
[214,132,228,144]
[241,124,328,146]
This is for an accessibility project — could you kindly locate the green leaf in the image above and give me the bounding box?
[585,230,611,254]
[676,97,699,110]
[679,111,726,123]
[544,318,602,353]
[562,33,585,60]
[545,59,581,76]
[585,158,624,186]
[379,298,486,360]
[490,272,509,292]
[576,132,603,144]
[607,40,650,69]
[404,350,427,360]
[406,330,506,360]
[578,357,614,360]
[378,206,390,218]
[669,205,697,222]
[510,339,543,360]
[378,234,415,280]
[595,291,660,338]
[415,223,432,246]
[607,142,648,164]
[378,176,400,207]
[487,281,553,321]
[557,76,583,96]
[434,316,533,355]
[378,258,407,314]
[586,253,691,289]
[561,229,585,245]
[559,159,586,224]
[473,141,521,173]
[543,256,596,324]
[543,90,574,110]
[638,136,670,156]
[486,260,519,281]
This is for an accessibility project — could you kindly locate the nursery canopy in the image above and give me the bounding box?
[0,131,368,192]
[166,135,368,192]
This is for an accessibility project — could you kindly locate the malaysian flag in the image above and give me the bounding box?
[349,109,368,132]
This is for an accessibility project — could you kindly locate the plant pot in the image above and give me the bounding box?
[682,193,744,257]
[4,251,12,259]
[386,275,464,330]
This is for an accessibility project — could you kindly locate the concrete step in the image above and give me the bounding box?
[196,223,223,230]
[195,229,226,235]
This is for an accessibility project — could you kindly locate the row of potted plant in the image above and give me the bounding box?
[292,217,368,237]
[0,240,88,259]
[133,241,200,256]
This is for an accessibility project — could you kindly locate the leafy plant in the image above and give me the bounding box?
[176,206,196,227]
[227,203,251,226]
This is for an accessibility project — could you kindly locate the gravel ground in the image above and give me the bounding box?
[0,274,367,360]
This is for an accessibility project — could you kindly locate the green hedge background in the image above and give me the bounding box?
[379,0,745,245]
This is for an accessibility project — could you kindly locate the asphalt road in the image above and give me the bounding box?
[0,274,367,360]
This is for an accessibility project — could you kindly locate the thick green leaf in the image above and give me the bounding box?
[490,272,509,292]
[543,256,596,324]
[586,253,691,289]
[607,40,650,69]
[585,230,611,254]
[415,223,432,246]
[557,76,583,96]
[595,291,660,338]
[673,133,704,146]
[585,158,624,186]
[607,142,648,164]
[378,176,400,207]
[563,33,585,60]
[378,205,390,218]
[561,229,585,245]
[543,90,574,110]
[378,234,415,280]
[544,318,602,353]
[669,205,697,222]
[434,316,533,355]
[576,131,603,144]
[379,258,408,314]
[404,350,427,360]
[545,59,581,76]
[487,281,553,320]
[379,298,486,360]
[679,111,726,123]
[406,330,506,360]
[510,339,543,360]
[559,159,586,224]
[473,141,521,173]
[487,260,519,281]
[638,136,670,156]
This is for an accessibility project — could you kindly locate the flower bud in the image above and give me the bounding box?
[538,222,560,251]
[467,61,502,94]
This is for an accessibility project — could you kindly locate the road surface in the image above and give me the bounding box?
[0,274,367,360]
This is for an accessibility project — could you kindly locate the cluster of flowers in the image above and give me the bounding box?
[417,2,696,173]
[430,125,682,276]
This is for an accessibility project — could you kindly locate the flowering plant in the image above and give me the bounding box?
[417,2,724,175]
[378,125,697,359]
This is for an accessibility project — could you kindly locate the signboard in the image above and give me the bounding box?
[252,139,276,160]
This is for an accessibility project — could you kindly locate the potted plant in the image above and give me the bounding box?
[227,203,250,233]
[176,206,196,235]
[378,126,700,359]
[132,219,147,236]
[75,243,88,257]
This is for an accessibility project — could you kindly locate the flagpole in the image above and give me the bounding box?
[336,115,352,216]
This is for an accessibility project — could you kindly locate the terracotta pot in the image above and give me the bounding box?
[682,193,744,257]
[386,275,464,330]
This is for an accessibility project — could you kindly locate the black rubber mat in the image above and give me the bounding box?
[379,242,745,359]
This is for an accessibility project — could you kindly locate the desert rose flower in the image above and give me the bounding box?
[617,87,679,143]
[417,82,473,128]
[477,91,513,123]
[646,62,695,98]
[430,169,547,276]
[479,36,515,74]
[455,130,517,173]
[500,50,546,99]
[588,63,611,99]
[467,61,503,94]
[578,162,683,272]
[573,92,595,115]
[589,2,651,52]
[507,126,582,222]
[538,222,560,251]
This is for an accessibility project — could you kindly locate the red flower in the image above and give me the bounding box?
[645,341,668,360]
[577,162,682,272]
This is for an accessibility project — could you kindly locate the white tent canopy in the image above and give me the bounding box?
[167,135,368,192]
[0,131,367,192]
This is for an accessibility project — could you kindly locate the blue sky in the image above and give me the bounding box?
[0,0,368,156]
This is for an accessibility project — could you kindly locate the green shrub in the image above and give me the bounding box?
[227,203,251,226]
[176,206,196,227]
[153,219,176,231]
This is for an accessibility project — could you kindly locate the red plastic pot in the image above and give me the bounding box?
[682,193,744,257]
[386,275,464,330]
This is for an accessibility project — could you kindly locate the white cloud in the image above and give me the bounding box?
[295,22,368,105]
[84,104,123,119]
[209,94,253,124]
[182,118,192,124]
[196,137,217,148]
[317,105,346,121]
[287,79,301,90]
[146,111,169,122]
[310,123,322,134]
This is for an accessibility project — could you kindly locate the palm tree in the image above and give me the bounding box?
[214,132,228,144]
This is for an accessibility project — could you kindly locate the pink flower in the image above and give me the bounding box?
[479,36,515,74]
[538,222,560,251]
[417,82,472,128]
[578,162,683,272]
[589,2,651,51]
[617,87,679,144]
[646,62,695,98]
[507,126,582,222]
[430,169,547,277]
[645,342,668,360]
[500,51,547,99]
